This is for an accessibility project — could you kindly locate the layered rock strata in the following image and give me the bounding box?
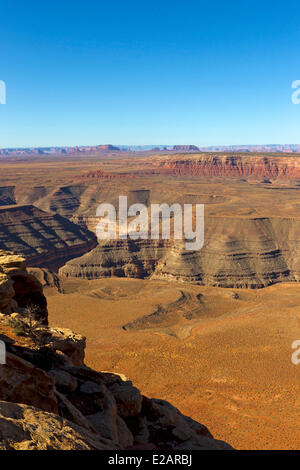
[0,205,97,270]
[155,154,300,179]
[59,216,300,289]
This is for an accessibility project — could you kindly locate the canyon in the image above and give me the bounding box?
[0,150,300,449]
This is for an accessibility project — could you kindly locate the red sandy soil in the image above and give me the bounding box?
[47,278,300,450]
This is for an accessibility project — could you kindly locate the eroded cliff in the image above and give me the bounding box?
[59,216,300,289]
[0,251,48,323]
[155,154,300,179]
[0,205,97,270]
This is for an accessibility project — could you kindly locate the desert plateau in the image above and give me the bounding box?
[0,150,300,450]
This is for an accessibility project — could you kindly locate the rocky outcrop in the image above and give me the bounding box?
[0,251,48,323]
[0,252,233,450]
[59,239,167,279]
[0,329,232,449]
[45,327,86,366]
[0,401,115,450]
[0,274,14,312]
[0,352,58,413]
[59,216,300,289]
[27,268,60,290]
[0,205,97,270]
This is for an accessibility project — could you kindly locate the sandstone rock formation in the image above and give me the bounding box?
[0,401,116,450]
[0,352,58,413]
[0,205,97,270]
[27,267,60,290]
[0,335,231,449]
[59,215,300,289]
[0,251,48,323]
[0,250,232,450]
[155,154,300,179]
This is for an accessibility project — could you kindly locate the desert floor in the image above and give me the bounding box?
[48,277,300,450]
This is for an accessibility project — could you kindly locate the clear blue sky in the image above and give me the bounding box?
[0,0,300,147]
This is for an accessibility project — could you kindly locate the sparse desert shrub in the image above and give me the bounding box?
[9,304,46,346]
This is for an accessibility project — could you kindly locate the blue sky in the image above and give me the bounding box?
[0,0,300,147]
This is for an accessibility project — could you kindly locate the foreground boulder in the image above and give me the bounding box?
[0,401,115,450]
[0,352,58,414]
[0,251,48,324]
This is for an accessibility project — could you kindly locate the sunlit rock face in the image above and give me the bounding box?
[59,215,300,289]
[0,250,48,323]
[155,155,300,179]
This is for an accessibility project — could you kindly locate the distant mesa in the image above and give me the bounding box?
[76,144,120,153]
[155,154,300,179]
[197,144,300,153]
[172,145,200,152]
[0,144,121,157]
[1,143,300,157]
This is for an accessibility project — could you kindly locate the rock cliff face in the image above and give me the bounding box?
[0,186,16,206]
[15,184,151,223]
[0,251,232,450]
[0,251,48,323]
[27,267,60,290]
[155,155,300,179]
[59,216,300,289]
[0,205,97,270]
[59,239,170,280]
